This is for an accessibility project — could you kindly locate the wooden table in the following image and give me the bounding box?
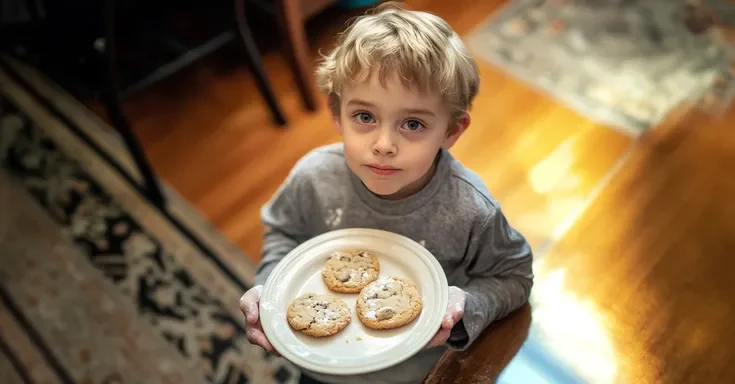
[274,0,338,111]
[424,304,532,383]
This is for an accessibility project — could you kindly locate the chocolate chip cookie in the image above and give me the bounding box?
[286,293,351,337]
[356,277,423,330]
[321,249,380,293]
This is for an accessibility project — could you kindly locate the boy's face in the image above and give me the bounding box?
[334,73,469,199]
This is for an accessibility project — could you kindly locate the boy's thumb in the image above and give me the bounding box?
[239,288,262,324]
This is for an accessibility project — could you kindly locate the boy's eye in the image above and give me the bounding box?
[402,119,424,131]
[355,112,376,124]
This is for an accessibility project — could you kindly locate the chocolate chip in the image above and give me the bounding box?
[337,270,350,282]
[376,307,395,320]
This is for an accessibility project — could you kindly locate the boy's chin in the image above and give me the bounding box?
[362,180,403,198]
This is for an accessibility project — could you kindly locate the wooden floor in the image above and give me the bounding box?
[107,0,735,382]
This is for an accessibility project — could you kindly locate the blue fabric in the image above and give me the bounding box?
[338,0,381,8]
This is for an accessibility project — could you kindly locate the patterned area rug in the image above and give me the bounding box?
[0,55,299,384]
[467,0,735,136]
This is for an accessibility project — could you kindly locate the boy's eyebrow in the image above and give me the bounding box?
[346,99,436,117]
[402,108,436,117]
[346,99,376,108]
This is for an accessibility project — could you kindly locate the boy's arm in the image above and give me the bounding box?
[254,176,310,286]
[446,207,534,350]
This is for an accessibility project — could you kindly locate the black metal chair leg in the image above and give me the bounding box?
[100,86,167,208]
[101,0,166,208]
[234,0,287,127]
[25,0,41,23]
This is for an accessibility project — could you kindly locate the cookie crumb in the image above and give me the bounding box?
[356,336,362,341]
[345,339,349,343]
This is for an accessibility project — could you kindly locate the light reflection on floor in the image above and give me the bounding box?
[499,129,630,383]
[524,134,593,246]
[498,258,619,384]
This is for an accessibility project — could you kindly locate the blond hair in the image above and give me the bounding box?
[315,2,480,121]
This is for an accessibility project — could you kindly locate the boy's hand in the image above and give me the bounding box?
[426,286,466,348]
[239,285,280,356]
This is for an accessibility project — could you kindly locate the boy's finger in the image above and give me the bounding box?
[427,328,451,348]
[259,334,281,357]
[442,287,466,329]
[451,307,465,325]
[442,313,454,329]
[247,328,279,355]
[442,308,464,329]
[429,328,450,348]
[239,289,261,325]
[248,322,281,357]
[238,295,258,324]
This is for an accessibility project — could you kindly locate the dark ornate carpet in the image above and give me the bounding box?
[0,55,299,384]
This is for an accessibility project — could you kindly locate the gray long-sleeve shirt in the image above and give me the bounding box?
[255,143,534,384]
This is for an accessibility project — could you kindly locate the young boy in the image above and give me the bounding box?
[239,3,533,383]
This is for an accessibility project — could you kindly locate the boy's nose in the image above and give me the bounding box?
[372,129,397,156]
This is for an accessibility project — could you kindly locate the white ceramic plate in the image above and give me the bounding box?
[259,228,448,376]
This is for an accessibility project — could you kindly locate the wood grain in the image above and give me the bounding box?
[425,304,532,384]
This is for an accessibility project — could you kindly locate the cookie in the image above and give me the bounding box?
[321,249,380,293]
[356,277,423,330]
[286,293,351,337]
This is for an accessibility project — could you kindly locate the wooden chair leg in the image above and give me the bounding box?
[275,0,320,112]
[235,0,288,126]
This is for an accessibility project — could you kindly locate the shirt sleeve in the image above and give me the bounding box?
[446,206,534,350]
[253,172,311,286]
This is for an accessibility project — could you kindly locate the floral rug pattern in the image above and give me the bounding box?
[0,60,299,383]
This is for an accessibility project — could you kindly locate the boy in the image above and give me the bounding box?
[239,3,534,383]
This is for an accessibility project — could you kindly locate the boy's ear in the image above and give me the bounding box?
[442,112,470,149]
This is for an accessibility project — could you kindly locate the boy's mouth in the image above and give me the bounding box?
[366,164,401,176]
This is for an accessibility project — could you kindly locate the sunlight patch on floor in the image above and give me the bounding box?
[530,259,619,384]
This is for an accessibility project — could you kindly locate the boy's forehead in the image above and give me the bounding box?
[342,72,445,111]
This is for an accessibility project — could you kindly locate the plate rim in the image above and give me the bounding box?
[260,228,449,376]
